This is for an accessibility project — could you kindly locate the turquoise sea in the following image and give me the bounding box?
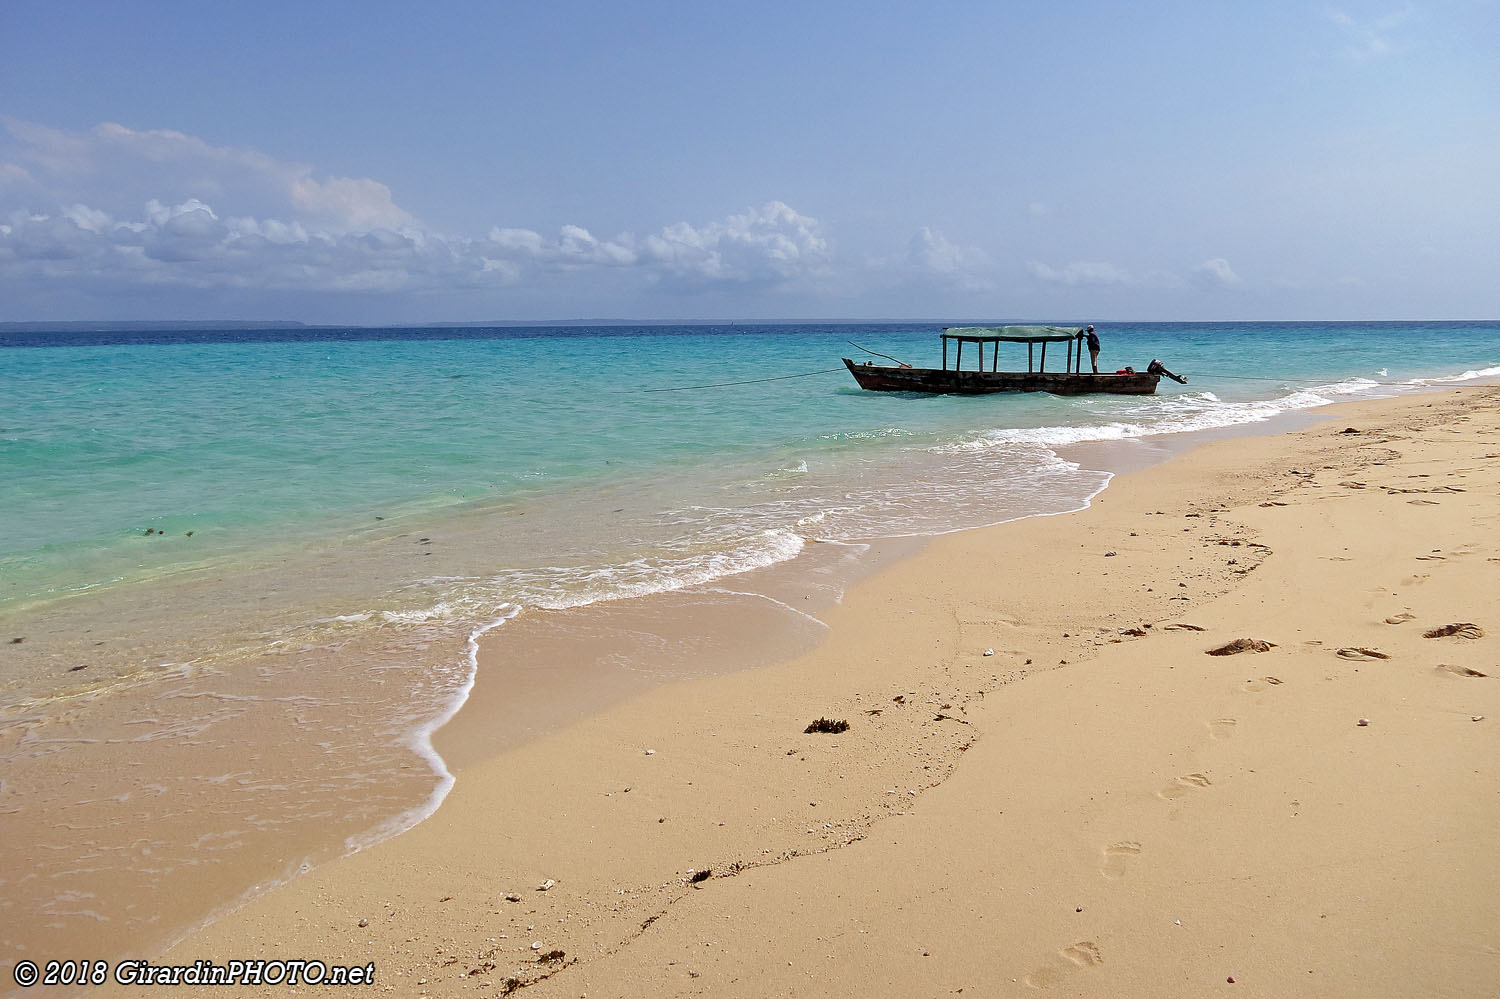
[2,320,1497,959]
[8,321,1497,607]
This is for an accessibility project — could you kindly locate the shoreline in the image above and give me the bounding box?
[429,377,1440,779]
[120,383,1500,998]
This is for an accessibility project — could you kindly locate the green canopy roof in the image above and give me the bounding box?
[941,325,1084,343]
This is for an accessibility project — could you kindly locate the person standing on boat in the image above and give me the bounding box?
[1085,325,1100,373]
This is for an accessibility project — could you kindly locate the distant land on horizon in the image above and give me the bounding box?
[0,318,968,333]
[2,317,1490,335]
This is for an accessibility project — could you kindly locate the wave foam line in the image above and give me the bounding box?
[700,586,834,629]
[342,602,521,854]
[524,529,807,611]
[938,380,1384,455]
[1410,363,1500,385]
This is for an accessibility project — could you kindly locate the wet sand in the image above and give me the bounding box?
[98,385,1500,997]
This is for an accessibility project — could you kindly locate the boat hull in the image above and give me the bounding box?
[842,358,1160,395]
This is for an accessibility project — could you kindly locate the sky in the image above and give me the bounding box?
[1,0,1496,324]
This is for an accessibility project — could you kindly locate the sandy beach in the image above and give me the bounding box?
[103,385,1499,998]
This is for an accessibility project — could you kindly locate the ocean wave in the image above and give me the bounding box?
[1410,363,1500,385]
[818,427,916,442]
[492,529,807,611]
[933,377,1392,455]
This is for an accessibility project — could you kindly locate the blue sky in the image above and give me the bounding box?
[2,0,1496,323]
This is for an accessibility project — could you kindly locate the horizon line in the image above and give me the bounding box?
[4,316,1496,332]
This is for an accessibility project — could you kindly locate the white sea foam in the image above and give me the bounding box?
[1411,363,1500,384]
[818,427,916,442]
[378,601,462,624]
[935,378,1392,457]
[507,529,807,611]
[343,602,520,854]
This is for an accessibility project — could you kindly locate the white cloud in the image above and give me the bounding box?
[1193,257,1242,286]
[640,201,828,284]
[487,224,639,268]
[289,175,414,230]
[0,118,834,299]
[908,227,986,274]
[898,227,995,292]
[1027,260,1134,286]
[480,203,828,288]
[1326,6,1419,60]
[0,161,33,187]
[1,117,416,232]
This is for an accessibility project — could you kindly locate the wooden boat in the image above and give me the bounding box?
[843,326,1185,395]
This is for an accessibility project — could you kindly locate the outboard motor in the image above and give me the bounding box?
[1147,359,1188,384]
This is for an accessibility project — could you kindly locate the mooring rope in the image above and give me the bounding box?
[643,366,847,393]
[847,340,911,366]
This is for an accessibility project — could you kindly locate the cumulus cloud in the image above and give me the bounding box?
[0,118,832,301]
[480,202,828,288]
[487,223,639,268]
[639,201,828,284]
[0,200,490,293]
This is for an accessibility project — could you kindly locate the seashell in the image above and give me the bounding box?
[1356,718,1370,727]
[983,648,994,657]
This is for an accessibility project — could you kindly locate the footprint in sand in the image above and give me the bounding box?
[1209,718,1237,740]
[1385,612,1416,625]
[1437,664,1490,678]
[1337,647,1391,661]
[1423,623,1485,640]
[1158,773,1212,800]
[1241,675,1284,693]
[1024,941,1103,989]
[1099,842,1141,879]
[1409,499,1441,505]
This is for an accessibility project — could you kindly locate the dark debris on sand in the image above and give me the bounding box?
[1206,638,1276,656]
